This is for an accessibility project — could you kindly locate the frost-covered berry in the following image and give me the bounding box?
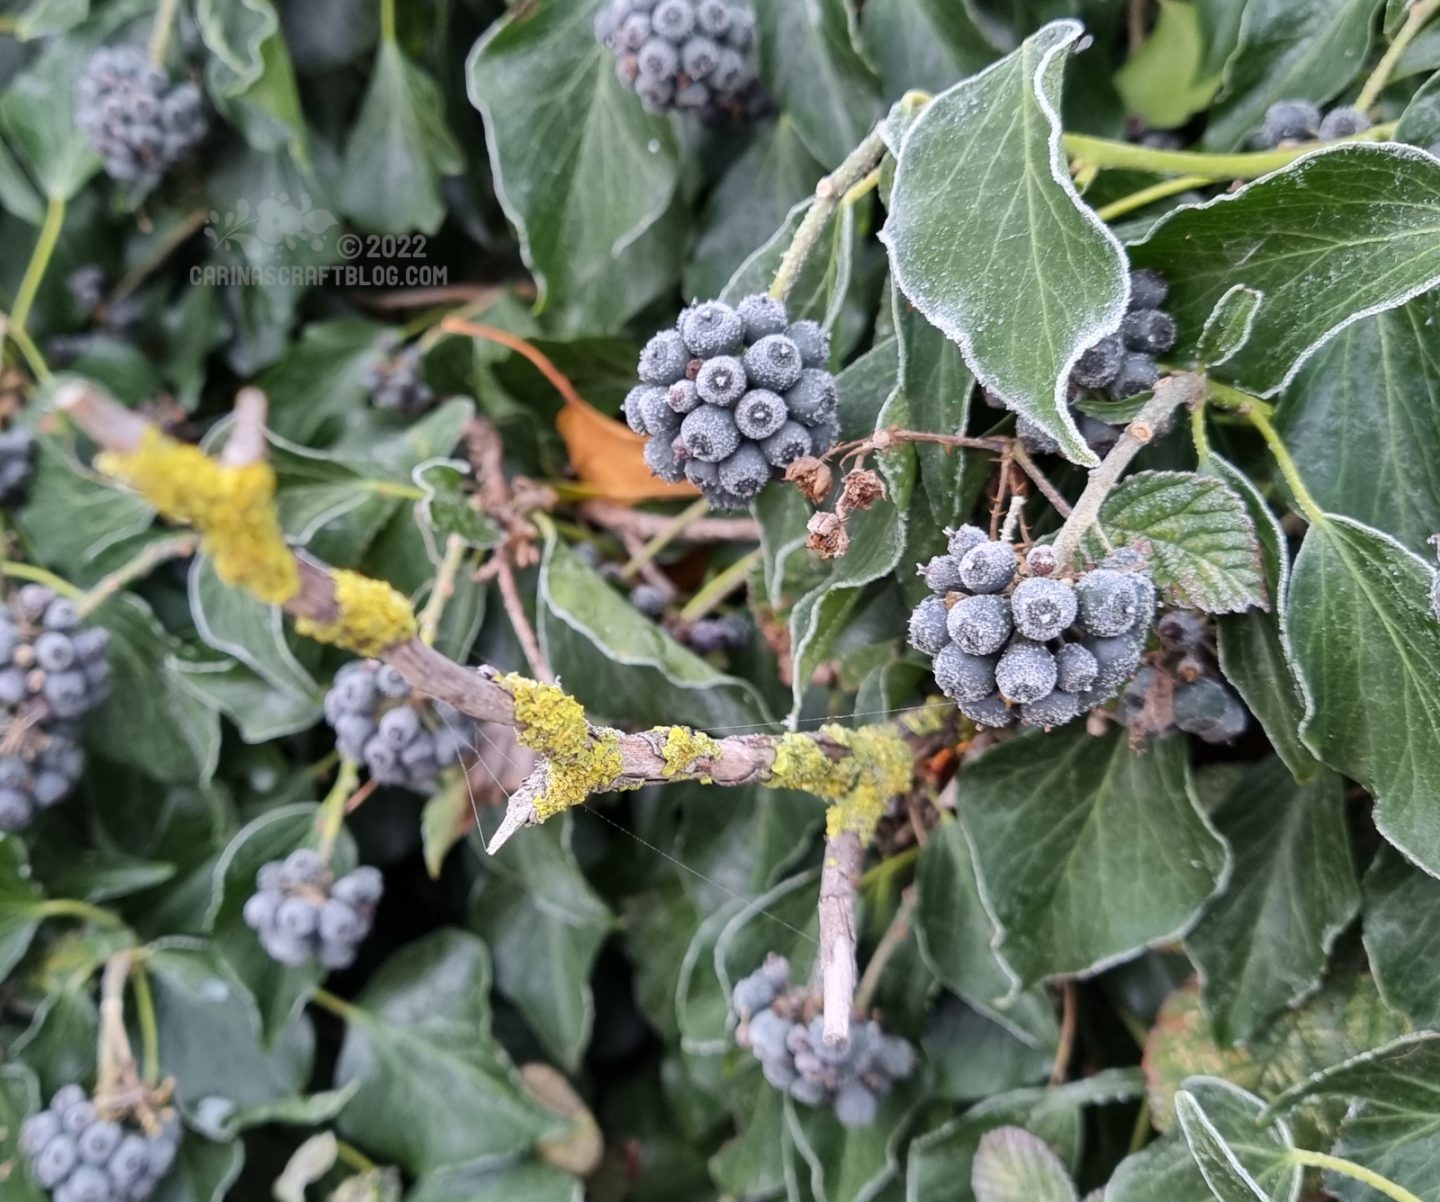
[679,405,741,463]
[743,335,804,392]
[1072,334,1124,389]
[1026,544,1058,577]
[958,692,1014,728]
[631,583,668,618]
[681,35,721,78]
[643,436,686,483]
[1077,569,1140,636]
[732,973,775,1018]
[1128,269,1169,312]
[958,542,1016,594]
[695,356,748,407]
[1122,309,1177,354]
[783,369,838,424]
[947,594,1012,656]
[1078,413,1122,456]
[1054,642,1099,693]
[760,421,813,467]
[1083,631,1145,696]
[785,321,830,368]
[1174,677,1248,742]
[638,36,680,79]
[652,0,696,39]
[946,524,989,561]
[1259,99,1321,147]
[1318,105,1370,140]
[623,385,675,436]
[718,443,771,500]
[996,640,1058,704]
[934,644,998,703]
[1010,577,1077,642]
[834,1082,877,1128]
[734,390,788,439]
[667,379,702,415]
[808,413,841,457]
[919,554,965,594]
[681,302,745,357]
[737,293,787,340]
[908,595,950,656]
[638,329,691,385]
[1021,688,1085,728]
[1156,609,1206,651]
[1107,353,1159,400]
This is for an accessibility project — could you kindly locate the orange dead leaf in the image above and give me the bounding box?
[440,317,698,504]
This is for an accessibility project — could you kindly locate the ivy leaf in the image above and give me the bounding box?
[196,0,309,162]
[1196,285,1262,367]
[340,40,460,234]
[0,1062,45,1202]
[466,0,680,328]
[1107,1080,1299,1202]
[721,196,857,333]
[334,930,554,1175]
[467,817,614,1074]
[896,301,974,527]
[753,0,884,168]
[0,837,44,979]
[1202,0,1379,150]
[413,460,502,550]
[858,0,998,99]
[1174,1092,1276,1202]
[1210,455,1320,782]
[1185,759,1358,1045]
[1092,470,1267,613]
[260,318,385,444]
[1277,290,1440,557]
[0,34,98,200]
[537,524,771,731]
[971,1126,1078,1202]
[1131,144,1440,397]
[1114,0,1222,130]
[407,1161,582,1202]
[150,1134,245,1202]
[1264,1033,1440,1201]
[882,20,1128,467]
[709,1085,787,1200]
[1363,848,1440,1028]
[1288,515,1440,876]
[961,728,1227,987]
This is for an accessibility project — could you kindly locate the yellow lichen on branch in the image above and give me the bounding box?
[293,569,417,656]
[661,726,719,779]
[503,673,626,820]
[766,724,912,839]
[97,429,297,603]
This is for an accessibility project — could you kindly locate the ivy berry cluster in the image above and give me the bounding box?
[243,849,383,970]
[74,46,207,187]
[731,955,918,1128]
[1258,99,1370,148]
[908,529,1156,729]
[1118,609,1248,742]
[1071,268,1176,401]
[20,1085,181,1202]
[627,295,839,509]
[0,586,111,833]
[324,660,478,791]
[595,0,762,119]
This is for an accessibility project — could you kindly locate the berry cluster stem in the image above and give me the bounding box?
[8,195,65,366]
[418,533,468,647]
[1243,405,1327,526]
[1288,1150,1424,1202]
[75,534,199,620]
[316,756,362,864]
[1095,174,1213,222]
[620,495,711,582]
[96,952,139,1102]
[148,0,183,65]
[678,545,762,622]
[1052,373,1207,567]
[769,126,889,304]
[132,957,160,1085]
[379,0,397,45]
[1063,123,1397,180]
[1355,0,1440,112]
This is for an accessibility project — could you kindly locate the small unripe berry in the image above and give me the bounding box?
[1260,99,1321,148]
[667,378,702,413]
[946,524,989,561]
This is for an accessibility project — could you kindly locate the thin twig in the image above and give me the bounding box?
[418,534,468,647]
[441,318,587,411]
[818,831,862,1046]
[580,499,759,544]
[854,887,917,1013]
[678,547,762,622]
[1050,982,1077,1084]
[496,556,554,683]
[615,528,673,594]
[1009,441,1072,517]
[620,495,711,581]
[75,534,198,619]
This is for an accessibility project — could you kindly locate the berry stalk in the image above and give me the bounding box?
[9,196,65,343]
[1063,123,1397,180]
[1355,0,1440,113]
[1288,1150,1424,1202]
[768,125,889,304]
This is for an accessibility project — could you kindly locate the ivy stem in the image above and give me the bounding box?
[311,986,357,1020]
[853,886,917,1012]
[0,561,81,598]
[131,958,160,1085]
[1203,376,1275,417]
[621,496,710,582]
[1355,0,1440,112]
[380,0,397,44]
[769,126,888,303]
[1052,373,1206,567]
[1243,405,1326,525]
[148,0,182,65]
[35,898,127,928]
[1063,123,1397,179]
[1095,174,1212,222]
[75,535,199,618]
[678,546,762,622]
[10,196,65,340]
[418,533,467,647]
[1190,395,1211,466]
[96,953,138,1101]
[316,757,361,864]
[9,323,51,384]
[335,1140,377,1173]
[1289,1150,1424,1202]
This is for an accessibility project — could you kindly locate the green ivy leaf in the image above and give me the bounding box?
[1277,290,1440,557]
[786,1084,918,1202]
[1173,1090,1284,1202]
[721,196,857,335]
[467,817,614,1073]
[0,34,98,200]
[149,1134,245,1202]
[197,0,309,162]
[1185,759,1358,1044]
[13,0,89,41]
[896,301,974,527]
[754,0,883,167]
[1202,0,1379,150]
[1092,470,1267,613]
[971,1126,1077,1202]
[1264,1032,1440,1202]
[962,728,1227,987]
[1288,515,1440,875]
[709,1084,788,1200]
[259,318,385,443]
[1362,848,1440,1028]
[340,40,460,234]
[1196,285,1262,367]
[0,837,44,980]
[333,930,554,1175]
[859,0,998,99]
[407,1161,582,1202]
[466,0,680,328]
[1131,144,1440,397]
[882,20,1128,467]
[1115,0,1222,129]
[413,460,503,550]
